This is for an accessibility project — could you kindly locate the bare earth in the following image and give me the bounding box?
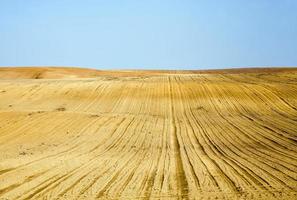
[0,67,297,200]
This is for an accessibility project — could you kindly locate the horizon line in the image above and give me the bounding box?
[0,65,297,71]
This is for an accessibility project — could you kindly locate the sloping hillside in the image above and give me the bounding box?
[0,67,296,199]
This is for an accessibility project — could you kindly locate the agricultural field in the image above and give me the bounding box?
[0,67,296,199]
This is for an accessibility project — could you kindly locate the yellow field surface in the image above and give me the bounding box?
[0,67,296,199]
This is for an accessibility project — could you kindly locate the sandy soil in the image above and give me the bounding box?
[0,67,296,199]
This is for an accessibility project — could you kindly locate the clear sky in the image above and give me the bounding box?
[0,0,297,69]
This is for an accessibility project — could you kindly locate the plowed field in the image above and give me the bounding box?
[0,67,296,199]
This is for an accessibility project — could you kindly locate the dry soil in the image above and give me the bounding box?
[0,67,296,199]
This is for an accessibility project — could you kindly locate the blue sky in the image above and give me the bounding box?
[0,0,297,69]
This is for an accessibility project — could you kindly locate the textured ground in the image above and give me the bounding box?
[0,67,297,199]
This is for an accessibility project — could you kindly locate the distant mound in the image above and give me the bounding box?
[0,67,104,79]
[0,66,296,79]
